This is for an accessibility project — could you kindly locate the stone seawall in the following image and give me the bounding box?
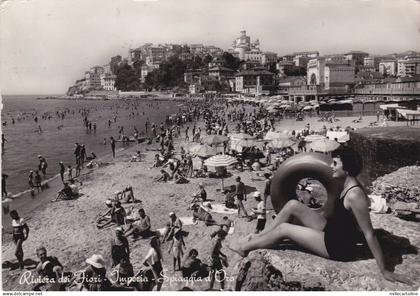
[349,126,420,186]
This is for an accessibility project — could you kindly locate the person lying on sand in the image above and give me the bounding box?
[190,203,216,226]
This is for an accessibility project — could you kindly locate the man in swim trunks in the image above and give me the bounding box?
[124,208,151,238]
[36,246,63,279]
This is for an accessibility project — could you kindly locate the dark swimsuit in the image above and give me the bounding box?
[12,219,26,243]
[324,185,365,261]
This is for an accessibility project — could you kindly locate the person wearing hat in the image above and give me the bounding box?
[83,254,113,291]
[111,227,130,267]
[250,192,266,234]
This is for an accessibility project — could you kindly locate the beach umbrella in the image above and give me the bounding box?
[189,144,217,158]
[229,133,255,140]
[308,138,341,153]
[304,134,326,143]
[264,131,290,141]
[231,138,267,151]
[267,138,296,149]
[201,134,229,146]
[204,155,238,190]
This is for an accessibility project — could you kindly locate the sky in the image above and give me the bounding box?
[0,0,420,95]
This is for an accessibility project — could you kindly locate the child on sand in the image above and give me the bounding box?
[168,229,186,272]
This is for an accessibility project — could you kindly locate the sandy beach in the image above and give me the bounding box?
[2,113,419,291]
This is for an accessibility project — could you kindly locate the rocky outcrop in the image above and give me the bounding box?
[231,213,419,291]
[370,165,420,204]
[235,251,325,291]
[349,127,420,185]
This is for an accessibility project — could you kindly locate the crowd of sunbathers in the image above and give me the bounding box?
[8,100,342,292]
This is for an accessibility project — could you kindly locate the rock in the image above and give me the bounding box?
[235,251,326,291]
[370,165,420,204]
[232,213,419,291]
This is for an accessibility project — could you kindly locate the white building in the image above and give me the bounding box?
[379,60,397,77]
[307,57,355,90]
[231,30,261,61]
[261,52,278,65]
[397,57,420,77]
[100,74,116,91]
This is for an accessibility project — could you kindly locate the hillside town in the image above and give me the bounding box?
[66,30,420,107]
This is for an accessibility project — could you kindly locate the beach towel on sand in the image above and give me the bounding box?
[203,203,237,215]
[178,216,197,226]
[369,195,389,214]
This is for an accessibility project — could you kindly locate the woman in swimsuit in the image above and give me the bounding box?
[229,147,409,283]
[10,210,30,270]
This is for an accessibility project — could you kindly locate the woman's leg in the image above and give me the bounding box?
[256,200,326,238]
[230,223,329,258]
[15,239,24,268]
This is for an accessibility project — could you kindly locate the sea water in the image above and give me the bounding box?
[1,95,181,196]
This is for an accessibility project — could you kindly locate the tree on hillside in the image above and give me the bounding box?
[203,54,213,64]
[284,66,306,76]
[144,56,187,90]
[222,52,241,70]
[114,63,141,91]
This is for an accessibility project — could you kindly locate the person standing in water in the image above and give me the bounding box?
[110,137,116,158]
[59,162,65,183]
[2,174,9,197]
[10,210,30,270]
[2,134,7,153]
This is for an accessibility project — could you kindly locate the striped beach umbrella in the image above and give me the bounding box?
[204,154,238,190]
[204,154,237,167]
